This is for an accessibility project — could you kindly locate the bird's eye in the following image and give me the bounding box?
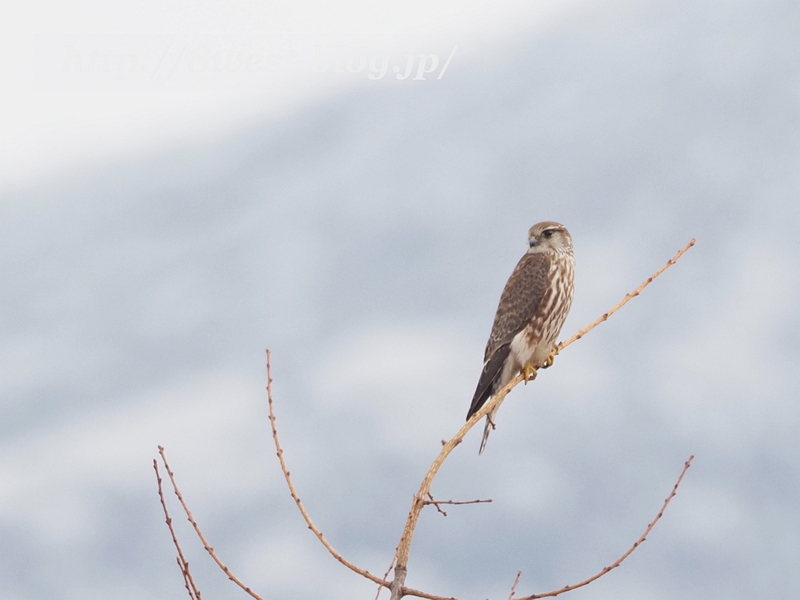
[543,229,554,239]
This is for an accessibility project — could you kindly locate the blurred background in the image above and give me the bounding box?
[2,0,799,598]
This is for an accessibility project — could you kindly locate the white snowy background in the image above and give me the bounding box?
[2,1,799,599]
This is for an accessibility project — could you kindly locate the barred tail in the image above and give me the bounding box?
[467,344,510,420]
[479,416,492,454]
[478,402,503,455]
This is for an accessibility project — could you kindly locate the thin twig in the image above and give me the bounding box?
[426,494,448,517]
[392,239,696,575]
[154,459,202,600]
[266,350,391,590]
[157,446,264,600]
[423,493,492,517]
[558,238,696,352]
[508,571,522,600]
[397,456,694,600]
[376,553,398,600]
[514,455,694,599]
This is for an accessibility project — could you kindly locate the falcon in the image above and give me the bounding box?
[467,221,575,453]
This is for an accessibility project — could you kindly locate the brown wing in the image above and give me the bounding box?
[467,252,550,419]
[484,252,551,360]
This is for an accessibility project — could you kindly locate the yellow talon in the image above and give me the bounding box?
[521,362,538,383]
[542,346,559,369]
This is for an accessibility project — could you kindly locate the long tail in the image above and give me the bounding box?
[478,401,503,454]
[467,344,510,420]
[469,345,511,454]
[479,416,493,455]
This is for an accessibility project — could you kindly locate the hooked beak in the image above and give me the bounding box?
[529,238,539,247]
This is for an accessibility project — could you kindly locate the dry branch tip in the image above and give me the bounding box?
[513,455,694,600]
[508,571,522,600]
[157,446,264,600]
[266,350,391,590]
[154,455,202,600]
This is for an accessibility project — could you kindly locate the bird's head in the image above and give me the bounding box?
[527,221,573,255]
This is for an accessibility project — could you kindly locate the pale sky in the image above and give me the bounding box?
[0,0,602,190]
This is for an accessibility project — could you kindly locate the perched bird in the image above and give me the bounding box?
[467,221,575,453]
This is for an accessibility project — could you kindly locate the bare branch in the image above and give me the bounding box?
[392,239,696,576]
[157,447,264,600]
[153,239,696,599]
[257,240,695,600]
[423,493,492,517]
[558,238,696,352]
[154,459,202,600]
[266,350,391,590]
[395,456,694,600]
[515,455,694,600]
[508,571,522,600]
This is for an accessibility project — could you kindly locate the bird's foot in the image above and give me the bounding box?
[541,345,560,370]
[487,414,496,431]
[521,362,538,384]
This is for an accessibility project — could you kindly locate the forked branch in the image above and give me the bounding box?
[157,447,264,600]
[386,456,694,600]
[156,238,696,600]
[391,239,696,583]
[423,493,492,517]
[154,459,202,600]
